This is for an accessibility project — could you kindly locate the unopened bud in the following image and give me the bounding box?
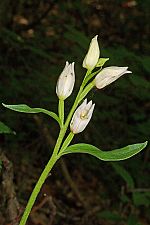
[56,62,75,100]
[95,66,132,89]
[83,35,100,71]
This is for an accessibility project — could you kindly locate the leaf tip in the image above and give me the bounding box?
[143,141,148,147]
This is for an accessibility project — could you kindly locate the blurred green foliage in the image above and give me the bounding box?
[0,0,149,224]
[0,121,15,134]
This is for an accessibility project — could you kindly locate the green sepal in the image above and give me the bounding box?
[96,58,109,67]
[60,141,148,161]
[2,103,61,126]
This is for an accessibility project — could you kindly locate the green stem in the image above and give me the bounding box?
[19,128,65,225]
[82,69,92,87]
[19,90,81,225]
[19,152,58,225]
[83,68,101,87]
[78,82,95,103]
[59,132,74,153]
[19,70,94,225]
[58,99,64,127]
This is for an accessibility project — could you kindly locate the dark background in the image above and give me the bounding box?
[0,0,150,225]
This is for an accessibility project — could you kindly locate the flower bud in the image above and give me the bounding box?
[70,99,95,134]
[56,61,75,100]
[95,66,132,89]
[83,35,100,71]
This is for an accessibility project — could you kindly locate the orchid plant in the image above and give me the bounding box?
[3,35,147,225]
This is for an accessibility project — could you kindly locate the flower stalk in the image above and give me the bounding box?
[19,152,58,225]
[17,35,133,225]
[58,99,64,127]
[19,70,93,225]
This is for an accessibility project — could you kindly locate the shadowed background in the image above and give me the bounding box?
[0,1,150,225]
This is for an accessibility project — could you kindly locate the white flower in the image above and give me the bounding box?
[70,99,95,134]
[56,61,75,100]
[83,35,100,71]
[95,66,132,89]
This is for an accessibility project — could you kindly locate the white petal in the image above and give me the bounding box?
[95,66,132,89]
[83,35,100,70]
[70,99,95,134]
[56,61,75,100]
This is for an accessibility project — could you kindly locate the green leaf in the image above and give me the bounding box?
[2,104,61,126]
[111,163,135,188]
[0,121,15,134]
[60,142,148,161]
[96,58,109,67]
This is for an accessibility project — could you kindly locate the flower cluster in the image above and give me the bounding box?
[56,35,132,134]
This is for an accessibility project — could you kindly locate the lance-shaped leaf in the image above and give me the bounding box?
[60,142,147,161]
[2,104,61,126]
